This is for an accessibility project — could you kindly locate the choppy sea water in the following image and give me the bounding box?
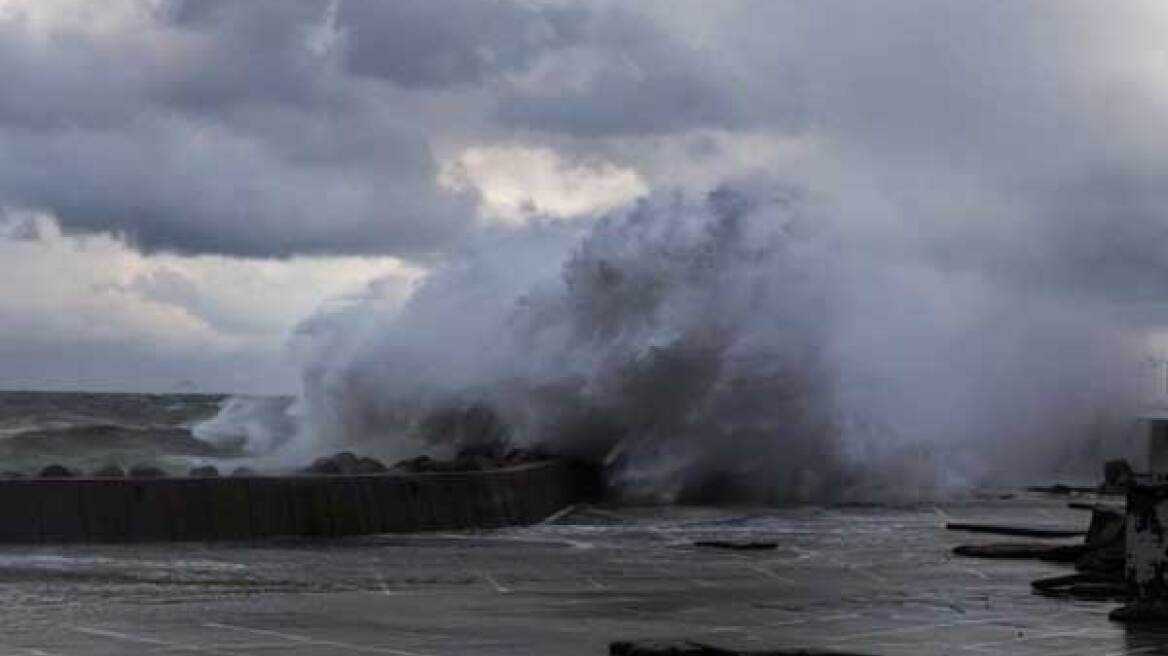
[0,391,235,474]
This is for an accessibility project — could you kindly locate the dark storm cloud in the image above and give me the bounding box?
[0,0,771,258]
[2,0,1168,275]
[0,0,478,258]
[336,0,586,88]
[494,9,754,137]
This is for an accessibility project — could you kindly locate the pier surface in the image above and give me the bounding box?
[0,492,1161,655]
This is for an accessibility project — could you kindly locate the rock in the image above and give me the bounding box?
[693,540,778,551]
[611,642,722,656]
[305,456,342,474]
[304,451,364,474]
[355,457,387,474]
[331,451,360,474]
[1102,459,1133,492]
[129,464,167,478]
[1026,484,1096,495]
[1067,505,1127,578]
[1067,501,1123,513]
[188,465,220,477]
[1110,602,1168,623]
[92,464,125,478]
[39,464,74,478]
[392,455,449,473]
[1085,507,1125,547]
[610,641,877,655]
[504,447,549,464]
[945,522,1084,538]
[230,466,256,477]
[1032,573,1127,600]
[953,543,1086,562]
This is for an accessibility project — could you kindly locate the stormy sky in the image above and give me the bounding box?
[2,0,1168,393]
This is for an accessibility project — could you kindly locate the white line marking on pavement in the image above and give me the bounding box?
[747,564,795,584]
[205,622,434,656]
[482,572,511,593]
[540,504,580,525]
[69,626,246,656]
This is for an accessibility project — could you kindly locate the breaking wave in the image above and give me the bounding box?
[200,185,1141,503]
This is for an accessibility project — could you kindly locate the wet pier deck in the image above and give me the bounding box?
[0,492,1158,655]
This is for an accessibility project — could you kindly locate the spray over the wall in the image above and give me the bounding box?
[199,183,1140,503]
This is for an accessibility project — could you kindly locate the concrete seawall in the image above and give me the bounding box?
[0,460,598,543]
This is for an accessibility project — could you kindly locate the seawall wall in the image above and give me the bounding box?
[0,460,597,543]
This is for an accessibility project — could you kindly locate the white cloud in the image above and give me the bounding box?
[440,145,646,226]
[0,211,420,391]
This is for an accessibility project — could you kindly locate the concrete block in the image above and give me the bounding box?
[79,480,132,542]
[0,459,591,543]
[37,480,87,542]
[160,479,214,542]
[207,478,252,540]
[125,481,174,541]
[354,477,388,534]
[1126,474,1168,599]
[0,481,41,542]
[247,477,295,538]
[326,477,369,536]
[375,476,418,532]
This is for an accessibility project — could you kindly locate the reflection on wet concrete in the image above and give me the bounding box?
[0,492,1148,655]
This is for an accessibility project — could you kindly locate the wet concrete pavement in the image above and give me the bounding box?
[0,493,1161,655]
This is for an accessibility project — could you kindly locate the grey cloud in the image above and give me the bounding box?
[0,0,482,258]
[0,0,750,259]
[0,114,473,257]
[494,9,753,137]
[3,0,1168,284]
[336,0,586,88]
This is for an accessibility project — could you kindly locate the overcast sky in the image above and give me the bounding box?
[2,0,1168,393]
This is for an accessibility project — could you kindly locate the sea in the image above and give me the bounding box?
[0,390,234,475]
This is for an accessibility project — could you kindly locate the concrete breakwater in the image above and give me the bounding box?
[0,460,598,543]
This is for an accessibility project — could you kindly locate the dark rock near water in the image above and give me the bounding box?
[230,466,256,477]
[610,641,876,655]
[188,465,220,477]
[393,455,449,473]
[1110,601,1168,623]
[306,456,342,474]
[331,452,360,473]
[304,451,386,475]
[391,448,550,474]
[129,464,167,478]
[1025,484,1098,495]
[504,447,549,464]
[92,464,125,478]
[945,522,1084,538]
[1032,573,1126,600]
[1078,506,1126,577]
[693,540,778,551]
[355,457,387,474]
[1102,458,1133,493]
[953,543,1086,562]
[39,464,74,478]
